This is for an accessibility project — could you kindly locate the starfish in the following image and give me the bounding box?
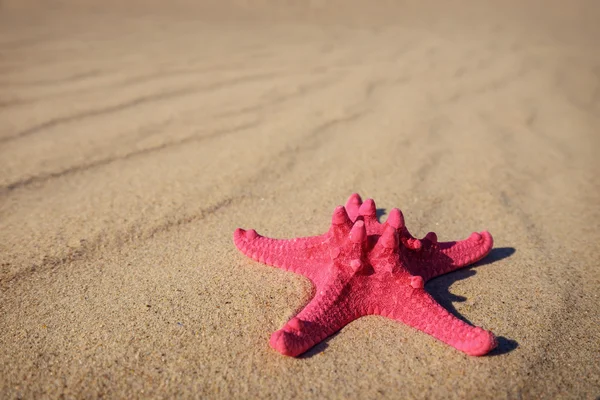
[233,194,497,357]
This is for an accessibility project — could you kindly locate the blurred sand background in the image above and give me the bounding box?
[1,0,599,398]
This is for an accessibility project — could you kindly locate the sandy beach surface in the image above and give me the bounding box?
[1,0,599,398]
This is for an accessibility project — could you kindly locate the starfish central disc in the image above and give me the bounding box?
[233,194,497,357]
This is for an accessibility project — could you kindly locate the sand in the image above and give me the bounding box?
[1,0,599,398]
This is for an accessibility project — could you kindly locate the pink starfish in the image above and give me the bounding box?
[233,194,497,357]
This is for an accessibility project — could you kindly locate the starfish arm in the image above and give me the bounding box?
[410,231,494,282]
[269,274,358,357]
[233,228,330,283]
[386,288,497,356]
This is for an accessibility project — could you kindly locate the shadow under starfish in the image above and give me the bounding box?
[234,194,513,357]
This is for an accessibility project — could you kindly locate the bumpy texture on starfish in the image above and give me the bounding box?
[233,194,497,357]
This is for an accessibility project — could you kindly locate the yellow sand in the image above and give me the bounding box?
[1,1,599,398]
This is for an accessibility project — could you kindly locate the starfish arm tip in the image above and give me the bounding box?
[459,329,498,356]
[429,229,495,278]
[469,230,494,263]
[269,329,314,357]
[232,228,245,249]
